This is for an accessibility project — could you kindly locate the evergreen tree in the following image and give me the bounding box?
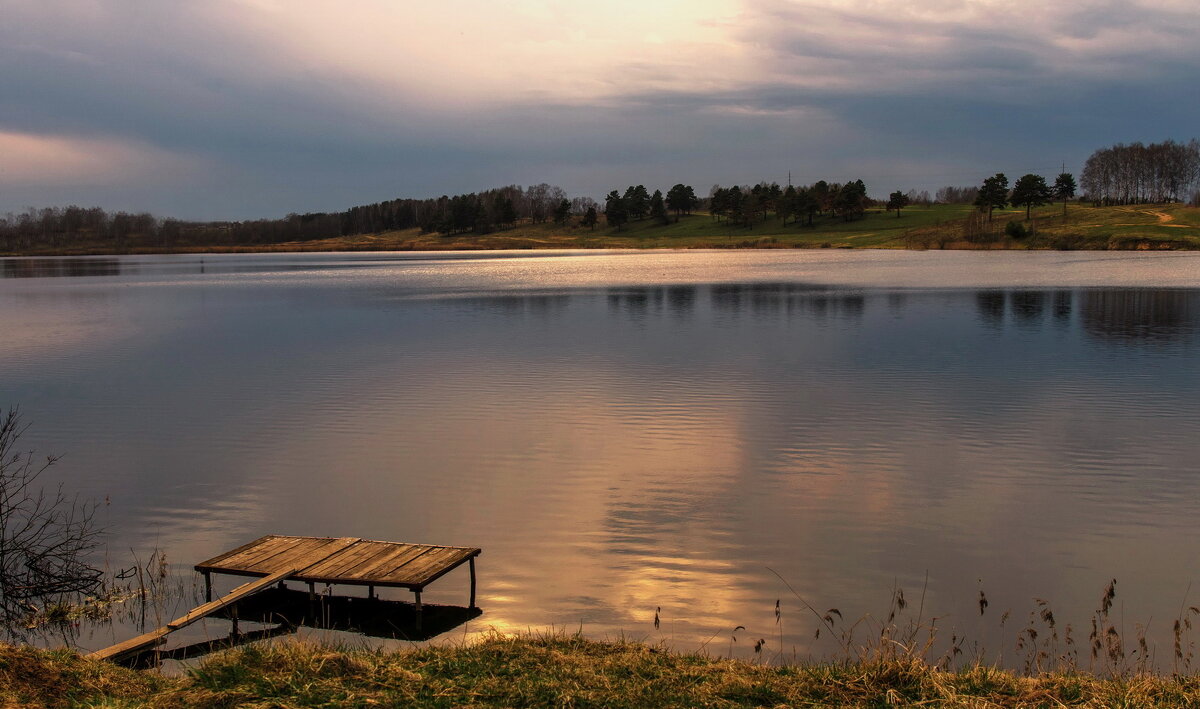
[582,206,598,230]
[779,185,797,225]
[886,190,910,218]
[649,190,669,225]
[623,185,650,220]
[796,188,819,226]
[727,186,744,226]
[973,173,1009,221]
[709,187,729,221]
[1053,172,1076,217]
[605,190,628,231]
[498,196,517,227]
[553,198,571,225]
[1011,174,1053,220]
[742,190,761,228]
[665,184,697,220]
[833,180,867,221]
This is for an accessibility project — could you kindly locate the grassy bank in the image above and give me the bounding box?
[6,203,1200,256]
[5,634,1200,707]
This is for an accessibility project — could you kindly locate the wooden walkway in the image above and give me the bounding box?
[88,567,296,661]
[90,535,480,663]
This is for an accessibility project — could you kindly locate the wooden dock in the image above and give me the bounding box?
[89,535,480,663]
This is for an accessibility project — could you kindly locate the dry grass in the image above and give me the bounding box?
[903,203,1200,250]
[7,632,1200,707]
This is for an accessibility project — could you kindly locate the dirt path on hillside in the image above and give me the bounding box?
[1114,207,1190,227]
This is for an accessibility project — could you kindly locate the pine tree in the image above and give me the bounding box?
[1011,174,1053,220]
[605,190,628,231]
[649,190,668,225]
[553,198,571,225]
[974,173,1009,221]
[887,190,910,218]
[780,185,797,224]
[623,185,649,221]
[666,184,696,220]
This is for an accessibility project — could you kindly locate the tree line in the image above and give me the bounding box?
[601,179,871,231]
[0,184,587,251]
[602,184,699,230]
[1080,140,1200,205]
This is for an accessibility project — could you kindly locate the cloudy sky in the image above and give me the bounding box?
[2,0,1198,220]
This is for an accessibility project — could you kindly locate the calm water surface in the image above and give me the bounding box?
[2,250,1200,664]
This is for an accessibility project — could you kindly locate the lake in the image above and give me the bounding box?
[2,250,1200,666]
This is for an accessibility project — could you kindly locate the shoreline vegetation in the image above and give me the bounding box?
[7,633,1200,707]
[3,202,1200,257]
[4,139,1200,258]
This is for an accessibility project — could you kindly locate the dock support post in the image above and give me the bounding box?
[204,571,212,602]
[231,603,239,639]
[414,590,423,631]
[469,557,477,610]
[368,584,375,600]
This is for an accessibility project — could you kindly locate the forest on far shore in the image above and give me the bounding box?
[1,139,1197,254]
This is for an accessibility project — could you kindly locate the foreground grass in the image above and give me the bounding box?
[6,635,1200,708]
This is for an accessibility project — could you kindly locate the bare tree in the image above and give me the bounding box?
[0,409,102,629]
[1081,139,1200,204]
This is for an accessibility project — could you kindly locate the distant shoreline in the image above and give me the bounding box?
[3,203,1198,257]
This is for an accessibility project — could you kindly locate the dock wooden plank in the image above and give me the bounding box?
[406,548,480,587]
[350,545,436,582]
[245,537,349,575]
[225,536,309,570]
[297,544,413,585]
[195,535,280,569]
[289,537,361,574]
[343,544,430,580]
[390,547,476,586]
[197,536,360,577]
[197,535,295,571]
[89,567,297,662]
[305,541,379,578]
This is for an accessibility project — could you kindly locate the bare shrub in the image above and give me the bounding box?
[0,408,102,631]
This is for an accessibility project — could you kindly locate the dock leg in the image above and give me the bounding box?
[204,572,212,602]
[231,603,240,640]
[414,590,423,631]
[469,557,477,610]
[368,584,375,600]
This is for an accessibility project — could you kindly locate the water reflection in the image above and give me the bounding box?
[3,253,1200,667]
[2,258,123,278]
[976,290,1006,327]
[1081,289,1200,344]
[1011,291,1046,323]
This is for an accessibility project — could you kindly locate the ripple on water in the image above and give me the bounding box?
[3,252,1200,665]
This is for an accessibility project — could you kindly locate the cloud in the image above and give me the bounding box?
[0,0,1196,217]
[0,131,203,186]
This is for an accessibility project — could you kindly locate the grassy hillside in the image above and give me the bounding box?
[247,202,1200,252]
[5,203,1200,255]
[903,202,1200,250]
[283,204,977,251]
[6,634,1200,707]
